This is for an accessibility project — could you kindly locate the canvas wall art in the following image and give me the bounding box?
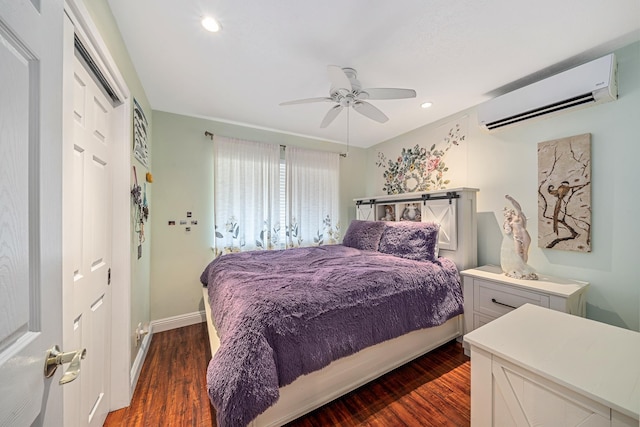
[375,117,468,195]
[133,98,149,167]
[537,133,591,252]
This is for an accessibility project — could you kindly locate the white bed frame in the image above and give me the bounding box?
[202,188,478,426]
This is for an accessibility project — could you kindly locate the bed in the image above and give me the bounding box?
[201,188,478,427]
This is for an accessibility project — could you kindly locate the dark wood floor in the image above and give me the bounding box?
[104,322,470,426]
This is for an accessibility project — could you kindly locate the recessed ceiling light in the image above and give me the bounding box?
[202,16,221,32]
[421,102,433,109]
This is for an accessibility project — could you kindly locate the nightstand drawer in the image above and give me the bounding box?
[474,279,550,318]
[461,266,589,344]
[473,312,496,331]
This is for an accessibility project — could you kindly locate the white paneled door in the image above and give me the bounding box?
[1,2,128,425]
[0,0,64,425]
[61,51,115,426]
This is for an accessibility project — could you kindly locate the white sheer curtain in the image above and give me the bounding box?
[213,136,280,253]
[285,146,340,247]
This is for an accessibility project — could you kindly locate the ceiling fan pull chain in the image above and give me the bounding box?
[346,107,350,155]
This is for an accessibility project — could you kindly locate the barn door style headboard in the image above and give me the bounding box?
[354,188,478,270]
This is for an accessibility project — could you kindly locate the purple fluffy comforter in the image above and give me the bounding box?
[200,244,463,426]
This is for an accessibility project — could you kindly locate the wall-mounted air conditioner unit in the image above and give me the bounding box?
[478,53,617,132]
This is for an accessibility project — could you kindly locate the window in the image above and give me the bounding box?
[213,136,280,253]
[278,158,286,247]
[213,136,339,254]
[285,146,340,247]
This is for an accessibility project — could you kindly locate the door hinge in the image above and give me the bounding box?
[107,268,111,285]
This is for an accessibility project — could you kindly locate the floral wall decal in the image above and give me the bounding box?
[375,120,466,195]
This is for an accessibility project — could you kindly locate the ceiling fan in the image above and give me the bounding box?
[280,65,417,128]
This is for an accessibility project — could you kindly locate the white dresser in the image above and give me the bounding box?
[464,304,640,426]
[461,265,589,336]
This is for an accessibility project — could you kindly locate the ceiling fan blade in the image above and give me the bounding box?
[359,88,417,100]
[327,65,352,92]
[279,97,333,106]
[320,105,343,128]
[352,101,389,123]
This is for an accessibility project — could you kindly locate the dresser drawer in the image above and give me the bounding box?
[474,279,550,318]
[473,312,496,331]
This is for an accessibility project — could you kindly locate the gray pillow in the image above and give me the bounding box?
[342,220,387,251]
[378,221,440,261]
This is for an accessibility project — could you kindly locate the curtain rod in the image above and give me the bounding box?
[204,131,347,157]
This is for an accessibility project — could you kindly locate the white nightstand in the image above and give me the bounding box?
[461,265,589,338]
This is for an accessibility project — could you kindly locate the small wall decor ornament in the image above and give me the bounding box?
[131,166,149,257]
[501,195,538,280]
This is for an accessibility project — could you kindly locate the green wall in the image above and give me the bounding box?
[149,112,367,320]
[91,0,638,334]
[366,42,640,331]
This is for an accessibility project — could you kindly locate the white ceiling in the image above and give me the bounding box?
[107,0,640,148]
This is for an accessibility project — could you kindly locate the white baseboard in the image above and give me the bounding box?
[128,311,206,396]
[130,330,152,396]
[150,310,206,333]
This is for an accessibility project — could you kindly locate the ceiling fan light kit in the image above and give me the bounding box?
[280,65,416,128]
